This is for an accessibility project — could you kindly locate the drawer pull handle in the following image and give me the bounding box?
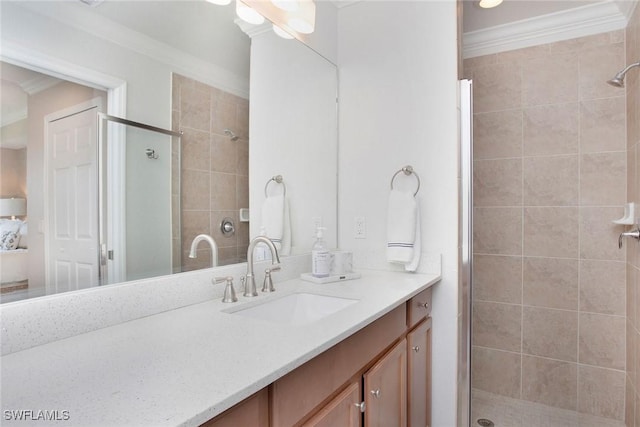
[412,345,420,352]
[354,401,366,412]
[418,302,429,310]
[370,389,381,398]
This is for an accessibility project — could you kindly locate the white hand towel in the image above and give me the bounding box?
[261,194,284,251]
[281,197,291,256]
[386,189,421,272]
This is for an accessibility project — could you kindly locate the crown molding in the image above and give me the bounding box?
[463,1,631,59]
[13,2,249,99]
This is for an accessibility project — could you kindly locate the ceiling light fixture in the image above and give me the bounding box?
[287,0,315,34]
[478,0,503,8]
[273,24,294,39]
[236,0,265,25]
[271,0,298,12]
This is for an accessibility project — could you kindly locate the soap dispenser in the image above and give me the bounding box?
[311,226,330,278]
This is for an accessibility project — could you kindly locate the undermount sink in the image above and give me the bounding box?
[229,292,358,324]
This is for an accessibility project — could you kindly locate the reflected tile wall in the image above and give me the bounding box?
[627,6,640,427]
[464,29,627,421]
[172,73,250,270]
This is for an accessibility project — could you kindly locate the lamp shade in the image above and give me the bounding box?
[0,198,26,217]
[287,0,315,34]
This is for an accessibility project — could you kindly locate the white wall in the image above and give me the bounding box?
[249,30,338,253]
[337,2,460,425]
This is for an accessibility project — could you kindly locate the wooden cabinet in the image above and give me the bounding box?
[202,286,433,427]
[407,318,432,427]
[201,389,269,427]
[303,380,362,427]
[364,339,407,427]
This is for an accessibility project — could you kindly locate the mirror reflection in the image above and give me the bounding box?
[0,0,337,303]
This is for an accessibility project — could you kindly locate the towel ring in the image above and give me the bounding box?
[264,175,286,197]
[390,165,420,197]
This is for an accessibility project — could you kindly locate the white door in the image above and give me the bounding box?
[46,105,99,293]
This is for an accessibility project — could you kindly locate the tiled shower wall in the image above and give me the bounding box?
[626,5,640,427]
[172,74,250,270]
[464,31,627,420]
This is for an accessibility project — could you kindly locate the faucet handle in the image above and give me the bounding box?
[262,269,276,292]
[219,277,238,303]
[213,276,230,285]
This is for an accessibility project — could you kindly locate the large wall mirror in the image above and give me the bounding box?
[0,0,337,303]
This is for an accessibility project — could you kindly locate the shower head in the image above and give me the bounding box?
[607,61,640,88]
[224,128,239,141]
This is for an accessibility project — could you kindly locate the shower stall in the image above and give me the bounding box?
[462,27,634,427]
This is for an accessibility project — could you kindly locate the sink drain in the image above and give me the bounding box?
[477,419,495,427]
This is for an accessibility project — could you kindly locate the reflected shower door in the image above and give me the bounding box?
[99,114,182,285]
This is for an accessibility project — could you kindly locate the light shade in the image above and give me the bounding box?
[273,24,294,39]
[287,0,315,34]
[0,198,26,218]
[271,0,298,12]
[478,0,503,8]
[206,0,232,5]
[236,0,265,25]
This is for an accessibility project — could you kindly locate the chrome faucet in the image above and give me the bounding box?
[245,236,281,297]
[188,234,219,267]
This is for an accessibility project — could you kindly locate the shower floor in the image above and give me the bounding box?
[471,389,626,427]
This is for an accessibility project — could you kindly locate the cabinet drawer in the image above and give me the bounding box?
[271,304,407,426]
[407,287,432,328]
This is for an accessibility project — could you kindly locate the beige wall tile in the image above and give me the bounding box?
[578,365,625,420]
[580,260,626,315]
[548,32,615,54]
[636,328,640,394]
[211,97,238,136]
[579,313,626,370]
[522,355,577,410]
[473,63,522,113]
[179,83,211,131]
[473,255,522,304]
[632,266,639,329]
[181,169,210,210]
[473,301,522,352]
[474,159,522,207]
[580,152,627,206]
[580,97,626,153]
[523,103,579,156]
[523,155,579,206]
[473,110,523,160]
[579,43,625,101]
[464,54,498,70]
[625,376,635,427]
[628,145,637,204]
[580,207,626,261]
[182,129,210,171]
[181,210,210,251]
[472,346,521,398]
[523,257,578,310]
[210,172,237,211]
[628,320,637,390]
[523,306,578,361]
[237,174,249,209]
[524,207,579,258]
[236,139,249,176]
[523,53,579,106]
[496,45,549,65]
[210,133,237,174]
[474,207,523,255]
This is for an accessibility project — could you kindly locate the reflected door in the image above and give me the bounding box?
[46,105,100,293]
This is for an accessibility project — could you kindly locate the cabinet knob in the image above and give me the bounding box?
[370,389,381,398]
[418,301,429,310]
[412,345,420,352]
[354,401,366,412]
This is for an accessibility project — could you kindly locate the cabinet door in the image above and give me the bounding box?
[407,318,432,427]
[364,339,407,427]
[303,380,362,427]
[201,389,268,427]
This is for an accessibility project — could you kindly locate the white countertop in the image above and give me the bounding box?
[0,270,440,427]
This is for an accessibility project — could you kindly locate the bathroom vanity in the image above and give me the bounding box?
[0,270,438,426]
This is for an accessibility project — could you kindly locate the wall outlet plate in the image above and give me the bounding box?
[354,216,366,239]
